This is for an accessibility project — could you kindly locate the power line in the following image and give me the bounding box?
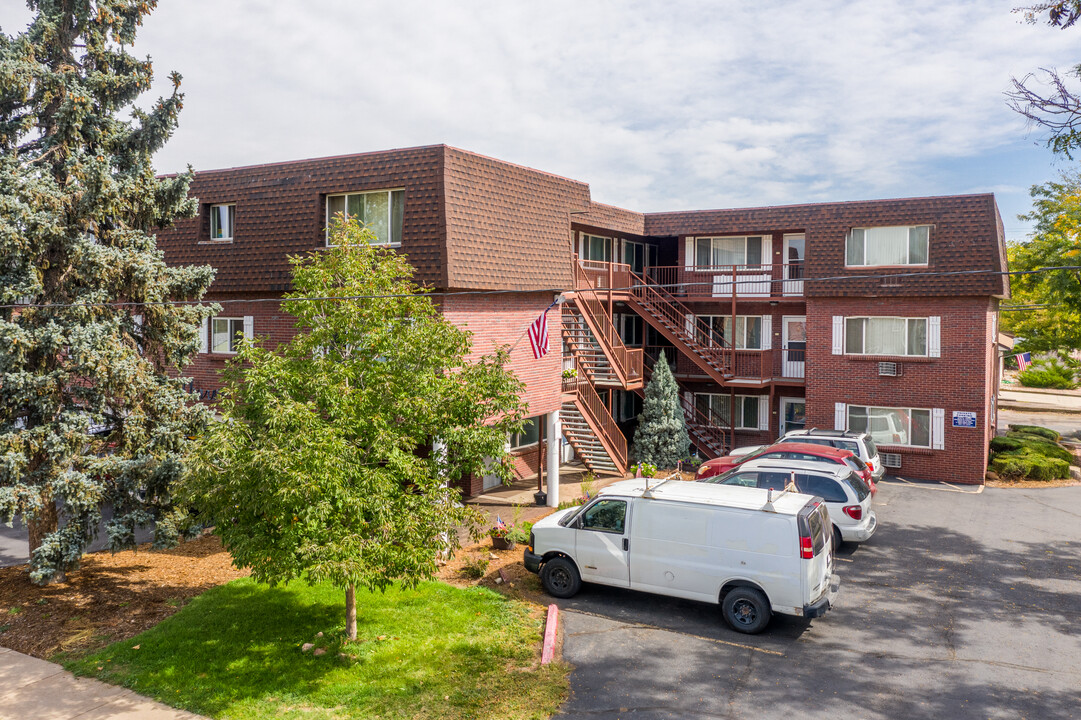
[0,265,1077,311]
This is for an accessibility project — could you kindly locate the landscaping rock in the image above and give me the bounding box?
[314,648,326,656]
[302,643,314,652]
[316,631,323,638]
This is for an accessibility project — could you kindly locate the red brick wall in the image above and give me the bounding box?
[805,296,995,484]
[440,291,563,417]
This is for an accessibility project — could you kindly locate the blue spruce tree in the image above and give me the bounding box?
[632,353,690,469]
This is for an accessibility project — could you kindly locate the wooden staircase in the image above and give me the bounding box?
[561,305,620,387]
[626,269,735,386]
[569,263,643,391]
[561,380,627,476]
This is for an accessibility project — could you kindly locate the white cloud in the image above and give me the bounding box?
[1,0,1077,221]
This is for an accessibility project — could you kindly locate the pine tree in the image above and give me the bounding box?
[632,353,690,469]
[0,2,215,584]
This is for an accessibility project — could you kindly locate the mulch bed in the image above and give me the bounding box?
[0,533,248,659]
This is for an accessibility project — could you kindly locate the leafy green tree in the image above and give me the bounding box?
[632,353,690,469]
[0,2,215,583]
[1005,173,1081,355]
[182,219,526,640]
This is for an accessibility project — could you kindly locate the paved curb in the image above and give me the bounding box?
[997,401,1081,416]
[541,604,559,665]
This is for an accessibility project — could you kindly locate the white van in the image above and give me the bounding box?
[524,477,839,634]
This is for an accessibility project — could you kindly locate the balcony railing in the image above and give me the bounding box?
[645,263,805,300]
[644,346,806,381]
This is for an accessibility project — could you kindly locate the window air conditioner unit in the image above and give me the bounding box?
[878,361,901,377]
[882,453,902,468]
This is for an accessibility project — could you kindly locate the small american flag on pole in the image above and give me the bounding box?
[527,308,550,360]
[1016,352,1032,372]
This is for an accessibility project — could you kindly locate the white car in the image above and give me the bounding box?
[777,429,884,481]
[704,459,877,548]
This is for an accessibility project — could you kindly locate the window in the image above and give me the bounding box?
[845,317,927,356]
[623,240,653,273]
[326,189,405,246]
[211,317,246,354]
[848,406,931,448]
[846,225,929,266]
[509,416,541,449]
[619,314,643,347]
[694,236,764,268]
[696,315,763,349]
[580,499,627,533]
[794,474,848,503]
[581,233,612,262]
[209,204,235,241]
[695,394,761,429]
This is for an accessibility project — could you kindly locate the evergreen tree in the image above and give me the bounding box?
[181,219,527,641]
[0,2,215,584]
[632,353,690,469]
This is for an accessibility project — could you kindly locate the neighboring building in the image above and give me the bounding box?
[156,145,1008,490]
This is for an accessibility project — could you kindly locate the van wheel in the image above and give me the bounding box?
[541,557,581,598]
[722,587,771,634]
[833,525,844,551]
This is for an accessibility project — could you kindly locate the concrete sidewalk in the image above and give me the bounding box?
[998,386,1081,414]
[0,647,204,720]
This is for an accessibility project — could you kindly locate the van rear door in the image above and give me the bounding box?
[797,501,832,607]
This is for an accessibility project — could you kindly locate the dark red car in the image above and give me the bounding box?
[695,441,877,494]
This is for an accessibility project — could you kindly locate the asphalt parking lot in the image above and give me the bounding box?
[552,480,1081,720]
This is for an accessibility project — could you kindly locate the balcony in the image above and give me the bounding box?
[645,346,805,384]
[645,263,805,300]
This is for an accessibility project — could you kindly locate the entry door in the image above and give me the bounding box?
[780,398,806,436]
[783,234,805,295]
[575,499,631,587]
[782,316,806,378]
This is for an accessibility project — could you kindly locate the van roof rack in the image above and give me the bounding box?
[762,472,799,512]
[642,471,681,498]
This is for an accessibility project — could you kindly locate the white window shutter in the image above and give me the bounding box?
[243,315,254,339]
[832,316,844,355]
[685,237,694,269]
[759,397,770,431]
[928,316,941,357]
[685,312,695,340]
[199,318,208,354]
[761,315,772,350]
[834,402,847,431]
[932,408,945,450]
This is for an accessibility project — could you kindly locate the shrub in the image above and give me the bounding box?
[1003,432,1075,464]
[460,556,490,579]
[989,436,1024,453]
[1018,359,1077,389]
[1007,424,1061,442]
[989,451,1069,481]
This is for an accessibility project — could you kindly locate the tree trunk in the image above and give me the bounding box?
[27,496,65,584]
[345,584,357,641]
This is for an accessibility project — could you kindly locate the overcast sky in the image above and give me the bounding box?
[2,1,1078,240]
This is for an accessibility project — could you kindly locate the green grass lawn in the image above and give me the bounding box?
[63,578,568,719]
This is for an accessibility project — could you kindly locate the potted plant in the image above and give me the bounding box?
[489,512,529,550]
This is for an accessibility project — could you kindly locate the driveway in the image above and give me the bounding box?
[553,481,1081,719]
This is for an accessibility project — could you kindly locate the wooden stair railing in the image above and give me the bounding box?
[569,379,627,475]
[625,269,735,386]
[570,259,644,390]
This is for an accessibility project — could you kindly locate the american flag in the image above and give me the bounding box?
[1017,352,1032,372]
[495,516,506,531]
[528,308,550,360]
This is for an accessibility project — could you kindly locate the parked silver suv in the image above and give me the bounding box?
[777,429,883,480]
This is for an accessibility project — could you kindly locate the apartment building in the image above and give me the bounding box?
[156,145,1008,492]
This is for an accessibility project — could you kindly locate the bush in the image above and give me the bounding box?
[989,436,1024,453]
[460,556,490,579]
[1003,432,1075,464]
[1017,359,1077,389]
[989,450,1070,481]
[1007,424,1061,442]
